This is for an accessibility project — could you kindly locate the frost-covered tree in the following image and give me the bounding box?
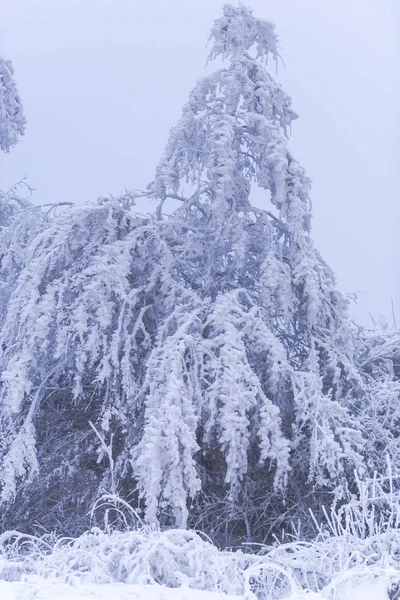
[0,56,29,316]
[0,56,25,152]
[142,4,367,531]
[0,5,371,541]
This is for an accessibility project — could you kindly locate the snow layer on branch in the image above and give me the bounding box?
[203,292,290,490]
[133,318,204,526]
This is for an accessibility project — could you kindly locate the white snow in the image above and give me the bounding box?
[0,577,392,600]
[0,580,240,600]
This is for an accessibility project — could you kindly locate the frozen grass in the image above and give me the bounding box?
[1,473,400,599]
[0,525,399,599]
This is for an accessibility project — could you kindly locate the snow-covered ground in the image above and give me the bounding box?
[0,580,239,600]
[0,576,394,600]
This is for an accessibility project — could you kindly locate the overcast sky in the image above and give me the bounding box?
[1,0,399,326]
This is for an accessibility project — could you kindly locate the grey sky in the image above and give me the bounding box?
[1,0,399,326]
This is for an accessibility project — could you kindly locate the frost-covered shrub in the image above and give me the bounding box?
[0,527,247,593]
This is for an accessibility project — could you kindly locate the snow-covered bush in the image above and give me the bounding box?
[0,526,246,592]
